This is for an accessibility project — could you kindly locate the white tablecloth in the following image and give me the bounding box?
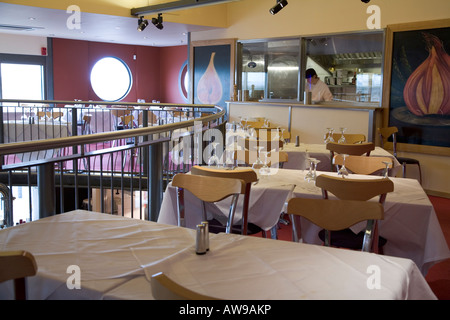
[2,120,72,161]
[257,169,449,275]
[0,210,436,300]
[282,143,402,176]
[158,169,295,232]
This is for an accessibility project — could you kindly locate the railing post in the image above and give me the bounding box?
[38,163,55,218]
[148,142,163,221]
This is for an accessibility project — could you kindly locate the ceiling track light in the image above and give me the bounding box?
[269,0,288,15]
[137,16,148,31]
[152,13,164,30]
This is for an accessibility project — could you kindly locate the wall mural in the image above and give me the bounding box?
[386,20,450,150]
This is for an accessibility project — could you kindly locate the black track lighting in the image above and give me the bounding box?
[152,13,164,30]
[269,0,288,15]
[361,0,370,3]
[137,16,148,31]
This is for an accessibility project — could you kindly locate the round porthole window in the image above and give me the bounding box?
[90,57,132,101]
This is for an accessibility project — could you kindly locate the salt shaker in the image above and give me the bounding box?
[201,221,209,251]
[196,224,207,255]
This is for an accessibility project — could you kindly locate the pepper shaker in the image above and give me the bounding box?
[196,224,207,255]
[201,221,209,251]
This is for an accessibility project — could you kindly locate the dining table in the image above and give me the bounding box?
[0,210,437,300]
[158,167,450,276]
[2,119,72,161]
[279,142,402,176]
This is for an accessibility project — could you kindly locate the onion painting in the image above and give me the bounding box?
[403,33,450,116]
[197,52,223,104]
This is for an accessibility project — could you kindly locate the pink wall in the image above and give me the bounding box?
[52,38,187,104]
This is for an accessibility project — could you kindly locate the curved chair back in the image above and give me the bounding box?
[151,272,219,300]
[0,250,37,300]
[331,133,366,144]
[233,150,288,168]
[190,166,257,235]
[333,155,393,175]
[315,174,394,202]
[172,173,244,233]
[245,138,283,152]
[326,142,375,156]
[287,198,384,251]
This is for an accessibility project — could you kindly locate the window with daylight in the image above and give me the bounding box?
[90,57,132,101]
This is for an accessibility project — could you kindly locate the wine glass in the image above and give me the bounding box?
[263,118,269,128]
[382,161,391,178]
[324,128,335,144]
[337,154,349,178]
[252,146,265,170]
[338,127,347,144]
[311,158,321,181]
[280,128,286,149]
[207,142,221,167]
[304,158,315,182]
[259,151,270,176]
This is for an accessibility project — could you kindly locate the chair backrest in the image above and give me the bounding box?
[245,138,283,151]
[233,150,288,168]
[315,174,394,202]
[333,155,393,175]
[326,142,375,156]
[190,166,257,235]
[151,272,219,300]
[0,250,37,300]
[287,198,384,251]
[172,173,244,233]
[377,127,398,156]
[331,133,366,144]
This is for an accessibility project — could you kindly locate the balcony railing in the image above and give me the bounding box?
[0,99,226,228]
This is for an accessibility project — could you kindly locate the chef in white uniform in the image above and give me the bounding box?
[305,68,333,102]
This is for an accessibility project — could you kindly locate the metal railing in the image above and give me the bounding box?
[0,99,226,228]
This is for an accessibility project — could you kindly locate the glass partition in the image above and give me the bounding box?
[240,38,300,101]
[304,31,384,104]
[238,30,384,105]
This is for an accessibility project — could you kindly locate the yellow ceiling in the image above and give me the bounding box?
[1,0,230,27]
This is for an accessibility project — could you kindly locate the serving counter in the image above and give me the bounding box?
[226,101,382,144]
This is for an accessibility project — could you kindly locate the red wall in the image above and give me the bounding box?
[52,38,187,103]
[160,45,188,104]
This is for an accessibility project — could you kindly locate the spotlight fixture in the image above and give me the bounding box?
[152,13,163,30]
[137,16,148,31]
[269,0,288,15]
[361,0,370,3]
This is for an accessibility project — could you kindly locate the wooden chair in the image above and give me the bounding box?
[0,250,37,300]
[326,142,375,171]
[314,174,394,253]
[331,133,366,144]
[333,155,393,175]
[151,272,219,300]
[233,150,288,168]
[172,173,244,234]
[190,166,258,235]
[377,126,422,184]
[245,138,284,152]
[287,198,384,252]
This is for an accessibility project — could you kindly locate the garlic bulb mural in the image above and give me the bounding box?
[197,52,223,104]
[403,33,450,116]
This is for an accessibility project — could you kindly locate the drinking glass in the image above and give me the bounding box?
[337,154,349,178]
[311,158,321,181]
[304,158,315,182]
[207,142,221,167]
[338,127,347,144]
[252,146,264,170]
[382,161,391,178]
[324,128,335,144]
[259,151,270,175]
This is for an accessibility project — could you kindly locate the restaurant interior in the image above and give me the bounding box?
[0,0,449,302]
